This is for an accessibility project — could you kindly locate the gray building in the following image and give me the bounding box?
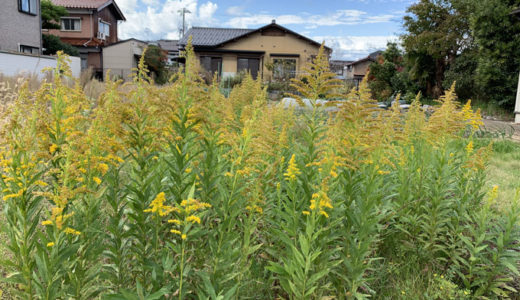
[0,0,42,54]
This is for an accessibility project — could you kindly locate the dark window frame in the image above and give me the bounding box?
[20,45,39,55]
[237,57,260,79]
[61,17,82,31]
[18,0,37,16]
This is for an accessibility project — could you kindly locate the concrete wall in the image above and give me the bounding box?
[0,0,41,53]
[0,51,80,78]
[103,40,146,81]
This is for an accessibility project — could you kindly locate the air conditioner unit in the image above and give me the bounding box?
[97,32,106,40]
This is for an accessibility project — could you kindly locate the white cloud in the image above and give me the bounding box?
[198,2,218,21]
[118,0,218,40]
[316,35,399,60]
[226,9,398,28]
[226,6,244,16]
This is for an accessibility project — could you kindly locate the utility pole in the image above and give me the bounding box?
[178,8,191,37]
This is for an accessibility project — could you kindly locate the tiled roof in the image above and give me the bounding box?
[157,40,179,52]
[51,0,126,20]
[60,37,104,47]
[178,27,254,47]
[51,0,109,9]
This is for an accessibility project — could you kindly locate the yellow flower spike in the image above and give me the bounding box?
[42,220,53,226]
[93,177,102,185]
[319,210,329,218]
[49,144,58,154]
[168,219,181,225]
[47,242,55,247]
[171,229,181,235]
[97,163,109,175]
[181,234,187,240]
[64,227,81,235]
[186,215,201,224]
[466,141,474,155]
[284,154,301,182]
[185,168,192,174]
[302,211,310,215]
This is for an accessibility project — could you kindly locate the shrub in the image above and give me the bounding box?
[0,42,518,299]
[42,34,79,56]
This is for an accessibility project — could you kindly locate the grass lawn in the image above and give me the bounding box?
[483,139,520,210]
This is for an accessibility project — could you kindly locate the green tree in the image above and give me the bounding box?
[368,42,413,101]
[402,0,472,98]
[469,0,520,108]
[41,0,78,56]
[143,45,169,84]
[41,0,68,30]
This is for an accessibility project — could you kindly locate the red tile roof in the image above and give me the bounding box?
[51,0,126,20]
[51,0,110,9]
[60,37,104,47]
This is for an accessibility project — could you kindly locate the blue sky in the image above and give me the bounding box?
[117,0,416,60]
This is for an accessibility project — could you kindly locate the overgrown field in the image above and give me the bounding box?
[1,45,520,299]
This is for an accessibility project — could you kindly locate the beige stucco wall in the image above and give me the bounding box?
[48,13,94,39]
[353,60,371,77]
[0,0,41,53]
[216,31,324,80]
[103,40,146,81]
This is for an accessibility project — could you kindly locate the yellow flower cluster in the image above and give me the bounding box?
[461,100,484,131]
[180,197,211,213]
[168,197,211,240]
[284,154,301,181]
[309,190,333,218]
[144,192,178,217]
[42,207,75,230]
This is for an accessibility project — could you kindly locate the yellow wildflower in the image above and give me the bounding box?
[93,177,102,185]
[181,234,187,240]
[64,227,81,235]
[97,163,109,175]
[186,215,201,224]
[168,219,181,225]
[302,211,310,215]
[42,220,53,226]
[49,144,58,154]
[466,141,473,154]
[171,229,181,235]
[284,154,301,181]
[47,242,55,247]
[144,192,177,217]
[185,168,192,174]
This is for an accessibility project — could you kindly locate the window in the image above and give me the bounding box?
[61,18,81,31]
[237,58,260,79]
[20,45,39,55]
[98,21,110,38]
[273,58,296,80]
[200,56,222,78]
[19,0,37,15]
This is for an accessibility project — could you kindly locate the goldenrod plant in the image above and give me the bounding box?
[1,44,519,299]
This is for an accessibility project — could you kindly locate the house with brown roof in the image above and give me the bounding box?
[48,0,126,77]
[0,0,42,54]
[345,50,383,86]
[178,20,331,81]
